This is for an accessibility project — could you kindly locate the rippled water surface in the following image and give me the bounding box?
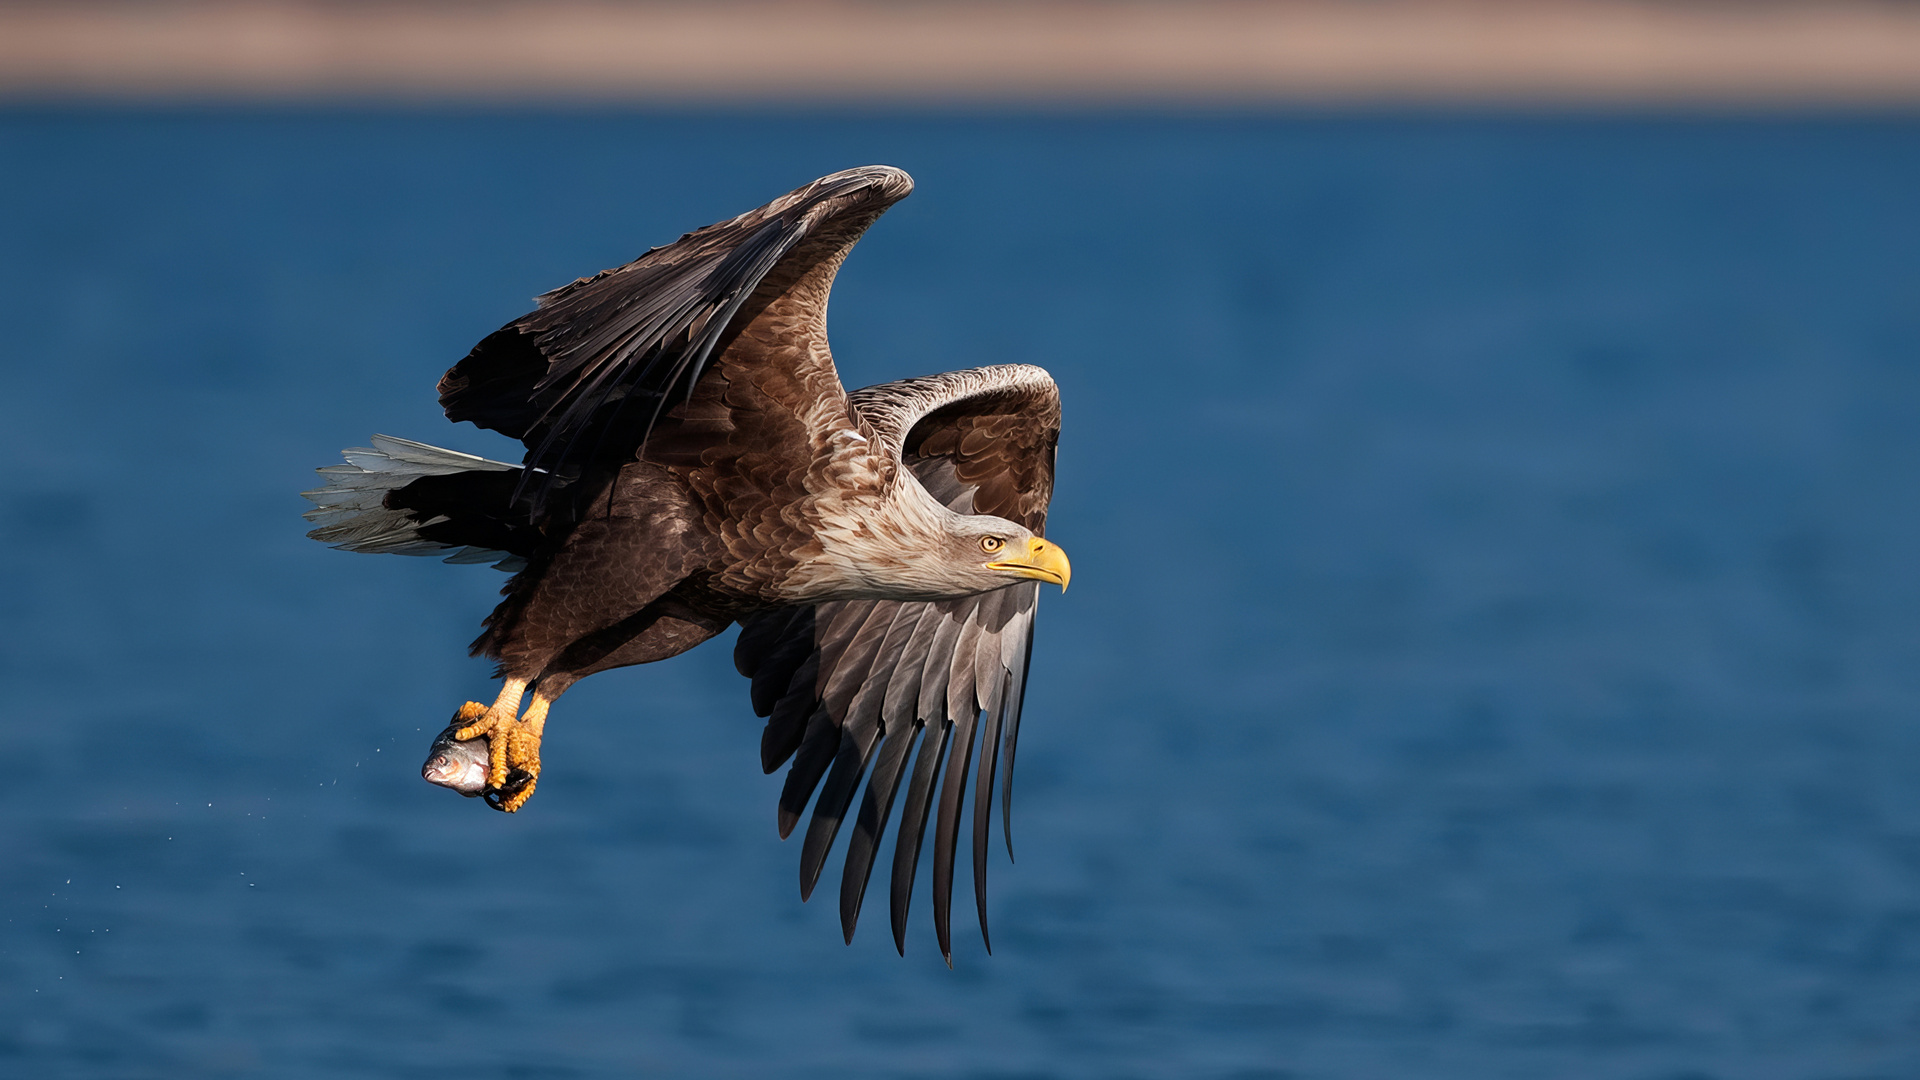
[4,112,1920,1078]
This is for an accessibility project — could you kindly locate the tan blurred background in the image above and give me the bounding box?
[3,0,1920,105]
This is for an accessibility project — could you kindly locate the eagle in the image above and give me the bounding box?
[302,166,1069,960]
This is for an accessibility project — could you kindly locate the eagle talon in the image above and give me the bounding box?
[481,763,535,812]
[487,767,539,813]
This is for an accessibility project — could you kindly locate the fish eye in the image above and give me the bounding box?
[980,536,1005,554]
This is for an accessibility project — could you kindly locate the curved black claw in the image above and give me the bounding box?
[482,768,536,812]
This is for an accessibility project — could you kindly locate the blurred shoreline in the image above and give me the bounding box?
[4,0,1920,105]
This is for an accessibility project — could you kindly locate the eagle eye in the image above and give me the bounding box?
[980,536,1005,554]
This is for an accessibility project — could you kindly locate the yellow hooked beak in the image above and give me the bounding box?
[987,537,1072,592]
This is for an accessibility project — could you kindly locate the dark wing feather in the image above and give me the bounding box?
[437,166,913,518]
[762,653,820,782]
[796,604,902,898]
[839,715,921,942]
[931,700,979,963]
[971,666,1012,949]
[730,365,1060,959]
[1000,617,1038,858]
[799,719,879,901]
[777,703,840,840]
[891,717,952,955]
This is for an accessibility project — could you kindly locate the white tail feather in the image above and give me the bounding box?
[302,435,526,571]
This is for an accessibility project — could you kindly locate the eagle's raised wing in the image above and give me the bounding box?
[436,166,914,519]
[734,366,1061,961]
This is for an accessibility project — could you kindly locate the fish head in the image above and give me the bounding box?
[421,732,490,796]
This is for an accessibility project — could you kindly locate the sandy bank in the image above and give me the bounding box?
[4,1,1920,104]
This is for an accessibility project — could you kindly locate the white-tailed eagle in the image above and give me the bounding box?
[303,166,1068,960]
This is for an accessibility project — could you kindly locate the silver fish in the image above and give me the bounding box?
[421,724,490,797]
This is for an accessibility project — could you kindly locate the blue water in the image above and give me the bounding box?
[4,111,1920,1078]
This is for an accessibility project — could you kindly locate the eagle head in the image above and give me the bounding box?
[933,515,1071,595]
[809,490,1070,603]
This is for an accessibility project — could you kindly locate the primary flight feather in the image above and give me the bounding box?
[302,166,1068,961]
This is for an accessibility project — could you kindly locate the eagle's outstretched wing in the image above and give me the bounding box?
[734,366,1061,961]
[436,165,914,519]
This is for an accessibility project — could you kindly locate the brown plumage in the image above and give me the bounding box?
[303,166,1068,960]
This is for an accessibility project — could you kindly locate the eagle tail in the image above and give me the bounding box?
[301,435,531,571]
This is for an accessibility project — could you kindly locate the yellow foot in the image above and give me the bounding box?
[450,689,548,814]
[450,700,512,786]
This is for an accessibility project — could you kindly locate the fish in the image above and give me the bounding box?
[421,723,490,797]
